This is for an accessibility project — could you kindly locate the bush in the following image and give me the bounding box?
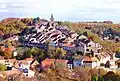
[97,68,107,76]
[0,64,7,71]
[100,63,105,66]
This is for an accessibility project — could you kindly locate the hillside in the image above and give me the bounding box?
[0,17,120,54]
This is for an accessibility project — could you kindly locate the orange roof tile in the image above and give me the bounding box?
[42,58,55,67]
[83,56,92,61]
[25,58,34,61]
[9,46,16,51]
[56,59,68,63]
[4,46,16,52]
[63,43,75,47]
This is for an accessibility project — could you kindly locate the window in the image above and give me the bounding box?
[86,49,89,51]
[97,49,100,53]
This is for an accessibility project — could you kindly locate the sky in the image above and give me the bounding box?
[0,0,120,22]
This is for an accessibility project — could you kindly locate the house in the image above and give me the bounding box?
[100,52,111,64]
[17,58,35,70]
[91,57,99,67]
[115,59,120,68]
[103,28,114,40]
[42,58,71,69]
[75,38,102,57]
[19,60,30,69]
[25,58,34,64]
[12,59,36,77]
[1,70,21,76]
[41,58,55,68]
[85,40,102,55]
[13,50,17,57]
[5,59,16,70]
[23,69,35,77]
[82,56,98,68]
[73,57,84,68]
[73,56,99,68]
[29,59,39,71]
[0,56,5,64]
[55,59,68,68]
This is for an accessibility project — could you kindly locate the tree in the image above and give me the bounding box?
[76,51,84,56]
[0,18,27,34]
[83,32,88,37]
[47,45,56,58]
[28,47,46,62]
[0,64,7,71]
[16,47,31,60]
[47,46,67,59]
[103,71,116,81]
[4,48,12,59]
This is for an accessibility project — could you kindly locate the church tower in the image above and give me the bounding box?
[50,14,55,27]
[50,14,54,22]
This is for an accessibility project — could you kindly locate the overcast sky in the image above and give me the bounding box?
[0,0,120,22]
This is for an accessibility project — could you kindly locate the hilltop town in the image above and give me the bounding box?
[0,15,119,81]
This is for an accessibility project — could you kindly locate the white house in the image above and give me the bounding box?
[82,56,98,68]
[100,52,111,64]
[0,56,5,64]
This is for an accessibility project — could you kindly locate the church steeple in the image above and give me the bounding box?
[50,14,54,22]
[50,14,55,27]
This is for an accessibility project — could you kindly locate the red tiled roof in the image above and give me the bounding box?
[55,59,68,63]
[9,46,16,51]
[25,58,34,61]
[42,58,55,67]
[63,43,75,47]
[83,56,92,61]
[4,46,16,52]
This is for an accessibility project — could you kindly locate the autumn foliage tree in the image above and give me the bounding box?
[4,47,13,59]
[0,18,27,34]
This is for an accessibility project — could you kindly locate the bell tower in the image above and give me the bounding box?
[50,14,55,27]
[50,14,54,22]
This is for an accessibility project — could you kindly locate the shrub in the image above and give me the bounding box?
[100,63,105,66]
[0,64,7,71]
